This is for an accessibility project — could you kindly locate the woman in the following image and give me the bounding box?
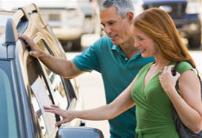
[44,8,202,138]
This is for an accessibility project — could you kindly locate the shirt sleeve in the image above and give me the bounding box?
[72,40,101,72]
[176,61,193,73]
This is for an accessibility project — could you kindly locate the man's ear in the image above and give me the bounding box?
[127,12,134,22]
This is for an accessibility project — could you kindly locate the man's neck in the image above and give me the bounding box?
[120,42,138,59]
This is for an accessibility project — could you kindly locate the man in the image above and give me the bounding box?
[21,0,153,137]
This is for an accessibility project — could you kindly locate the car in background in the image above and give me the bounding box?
[78,0,100,34]
[0,4,103,138]
[0,11,13,38]
[1,0,85,51]
[38,0,85,51]
[141,0,201,49]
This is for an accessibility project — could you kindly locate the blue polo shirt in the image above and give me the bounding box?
[73,36,154,138]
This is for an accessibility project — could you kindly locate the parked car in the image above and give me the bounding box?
[140,0,201,49]
[78,0,100,34]
[0,4,103,138]
[0,11,13,38]
[38,0,85,51]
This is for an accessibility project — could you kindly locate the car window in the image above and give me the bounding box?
[30,91,47,137]
[37,40,69,109]
[26,57,57,138]
[0,68,18,138]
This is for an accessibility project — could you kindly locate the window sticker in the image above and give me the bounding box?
[31,77,52,110]
[31,76,56,136]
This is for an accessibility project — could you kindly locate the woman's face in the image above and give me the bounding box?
[133,27,159,58]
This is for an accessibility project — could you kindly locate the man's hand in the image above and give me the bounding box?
[44,105,76,126]
[19,35,45,58]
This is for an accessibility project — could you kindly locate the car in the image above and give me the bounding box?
[0,0,85,51]
[0,4,103,138]
[37,0,85,51]
[78,0,100,34]
[140,0,201,49]
[0,11,13,38]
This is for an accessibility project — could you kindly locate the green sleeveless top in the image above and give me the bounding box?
[131,61,193,138]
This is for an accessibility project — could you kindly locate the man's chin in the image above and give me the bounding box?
[111,40,120,45]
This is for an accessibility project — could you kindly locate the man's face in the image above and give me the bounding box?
[100,6,134,46]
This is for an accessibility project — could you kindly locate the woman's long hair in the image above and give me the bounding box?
[134,8,196,67]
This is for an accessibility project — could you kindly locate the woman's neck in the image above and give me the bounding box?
[154,57,170,70]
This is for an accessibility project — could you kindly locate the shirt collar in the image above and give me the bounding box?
[111,44,142,60]
[111,44,126,57]
[111,44,120,52]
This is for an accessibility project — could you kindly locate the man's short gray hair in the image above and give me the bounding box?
[100,0,134,17]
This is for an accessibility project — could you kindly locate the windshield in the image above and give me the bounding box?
[0,68,18,138]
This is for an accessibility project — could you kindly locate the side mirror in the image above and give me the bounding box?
[58,127,104,138]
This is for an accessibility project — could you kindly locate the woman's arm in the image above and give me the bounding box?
[45,78,136,126]
[160,65,202,133]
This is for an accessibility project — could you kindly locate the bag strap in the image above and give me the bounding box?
[173,62,180,91]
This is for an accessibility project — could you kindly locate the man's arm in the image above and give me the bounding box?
[20,35,83,78]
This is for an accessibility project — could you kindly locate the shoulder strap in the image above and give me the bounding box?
[172,62,178,75]
[173,62,180,91]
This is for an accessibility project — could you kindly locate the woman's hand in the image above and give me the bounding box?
[44,105,76,126]
[159,65,180,94]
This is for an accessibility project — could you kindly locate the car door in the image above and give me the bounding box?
[12,4,81,137]
[25,54,57,138]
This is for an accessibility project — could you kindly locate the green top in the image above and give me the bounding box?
[73,36,154,138]
[131,61,193,138]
